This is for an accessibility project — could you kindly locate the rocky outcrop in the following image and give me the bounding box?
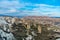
[0,17,15,40]
[0,16,60,40]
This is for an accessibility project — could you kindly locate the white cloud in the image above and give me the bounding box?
[0,1,30,14]
[9,9,17,12]
[16,4,60,16]
[29,4,60,17]
[0,0,60,17]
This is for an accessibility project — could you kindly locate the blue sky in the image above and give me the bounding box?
[0,0,60,17]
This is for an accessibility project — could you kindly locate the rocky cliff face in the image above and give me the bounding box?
[0,17,15,40]
[0,16,60,40]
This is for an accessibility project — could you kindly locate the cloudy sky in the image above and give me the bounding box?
[0,0,60,17]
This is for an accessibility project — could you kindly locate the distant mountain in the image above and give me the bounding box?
[0,14,7,16]
[0,14,25,18]
[0,14,60,18]
[51,17,60,18]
